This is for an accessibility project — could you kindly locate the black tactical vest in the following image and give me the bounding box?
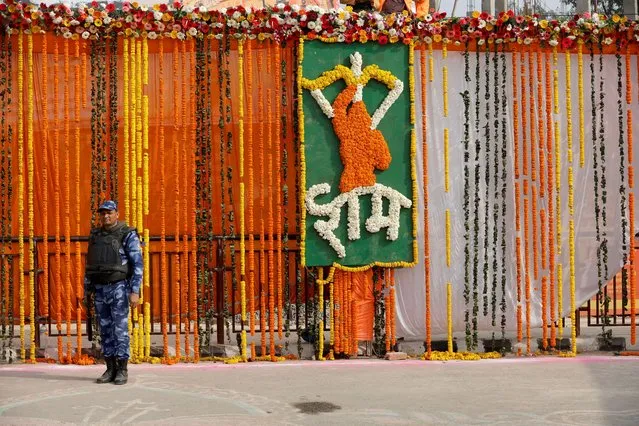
[85,222,135,284]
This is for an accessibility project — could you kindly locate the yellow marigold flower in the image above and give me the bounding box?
[485,23,494,31]
[472,10,480,18]
[94,19,103,27]
[433,34,442,43]
[125,28,133,36]
[132,2,140,8]
[539,19,548,29]
[359,34,368,43]
[612,14,620,23]
[390,35,399,43]
[162,13,172,22]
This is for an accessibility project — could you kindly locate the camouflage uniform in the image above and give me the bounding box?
[84,224,143,360]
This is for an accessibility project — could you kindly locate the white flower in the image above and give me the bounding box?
[424,36,432,44]
[86,16,94,24]
[389,28,397,36]
[188,27,197,37]
[200,6,208,13]
[125,15,133,23]
[478,39,485,45]
[524,37,532,45]
[53,17,63,25]
[241,20,250,28]
[357,19,364,27]
[232,11,241,20]
[184,6,193,13]
[277,2,285,9]
[308,21,316,30]
[70,19,80,26]
[148,31,157,39]
[141,5,148,12]
[549,39,559,46]
[81,31,90,39]
[337,34,345,42]
[603,37,613,45]
[425,14,432,22]
[63,31,73,39]
[154,11,162,21]
[177,32,185,40]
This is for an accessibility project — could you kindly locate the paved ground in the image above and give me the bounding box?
[0,356,638,425]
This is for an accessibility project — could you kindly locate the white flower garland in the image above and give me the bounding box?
[370,79,403,130]
[306,183,412,258]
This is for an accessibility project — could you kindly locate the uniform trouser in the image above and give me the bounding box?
[94,280,130,359]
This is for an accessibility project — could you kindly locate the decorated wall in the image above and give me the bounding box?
[0,2,637,364]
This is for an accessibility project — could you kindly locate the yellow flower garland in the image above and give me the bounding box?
[298,37,306,266]
[447,282,452,353]
[238,39,247,359]
[17,31,25,362]
[424,351,501,361]
[444,128,449,192]
[318,268,325,361]
[28,33,35,362]
[428,42,434,83]
[123,38,130,223]
[130,39,137,229]
[445,209,451,267]
[136,41,142,170]
[565,50,576,354]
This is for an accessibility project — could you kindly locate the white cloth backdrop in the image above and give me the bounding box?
[395,48,639,339]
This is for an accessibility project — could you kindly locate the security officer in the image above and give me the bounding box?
[84,200,143,385]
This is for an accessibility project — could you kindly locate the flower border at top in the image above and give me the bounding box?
[1,1,639,48]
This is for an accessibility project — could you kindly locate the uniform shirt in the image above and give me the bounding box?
[84,227,144,295]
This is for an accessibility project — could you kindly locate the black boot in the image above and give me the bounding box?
[114,358,128,385]
[96,357,116,384]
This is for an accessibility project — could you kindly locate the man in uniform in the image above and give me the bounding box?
[84,200,143,385]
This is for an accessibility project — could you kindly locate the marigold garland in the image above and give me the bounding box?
[541,275,548,349]
[274,44,284,341]
[428,42,434,83]
[421,42,431,357]
[130,39,137,230]
[173,41,181,361]
[545,49,557,348]
[512,50,519,179]
[298,38,306,265]
[182,40,191,362]
[53,37,63,361]
[257,44,266,357]
[524,194,531,355]
[317,268,325,361]
[26,32,36,362]
[266,42,276,360]
[16,31,24,362]
[246,40,256,347]
[123,38,130,223]
[532,186,539,281]
[238,39,247,360]
[444,128,449,193]
[447,282,452,353]
[521,49,528,178]
[74,39,82,363]
[445,209,451,267]
[41,34,49,319]
[63,38,71,363]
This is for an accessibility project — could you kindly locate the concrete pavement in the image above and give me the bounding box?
[1,356,638,425]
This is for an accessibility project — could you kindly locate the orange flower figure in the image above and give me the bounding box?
[332,84,391,193]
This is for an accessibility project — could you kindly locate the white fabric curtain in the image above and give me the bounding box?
[395,48,639,339]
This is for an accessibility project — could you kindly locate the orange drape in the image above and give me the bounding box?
[0,36,299,321]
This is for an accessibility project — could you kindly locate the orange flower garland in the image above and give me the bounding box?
[317,268,325,360]
[27,33,36,363]
[521,48,528,177]
[189,41,197,362]
[258,45,266,357]
[275,44,284,341]
[246,40,256,359]
[17,31,24,361]
[53,38,63,361]
[181,41,190,361]
[385,270,390,353]
[627,49,635,346]
[524,181,531,355]
[42,34,49,318]
[532,185,539,281]
[64,38,72,363]
[540,209,547,274]
[74,39,82,362]
[541,276,548,349]
[173,41,181,361]
[421,42,431,357]
[536,47,546,199]
[544,49,557,348]
[266,42,275,360]
[238,37,247,360]
[528,48,536,184]
[512,50,520,179]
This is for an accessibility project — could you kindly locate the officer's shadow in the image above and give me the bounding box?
[0,370,96,382]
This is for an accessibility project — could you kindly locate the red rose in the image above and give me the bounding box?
[378,34,388,44]
[106,3,115,12]
[159,4,168,12]
[561,37,573,49]
[173,2,182,10]
[480,12,488,20]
